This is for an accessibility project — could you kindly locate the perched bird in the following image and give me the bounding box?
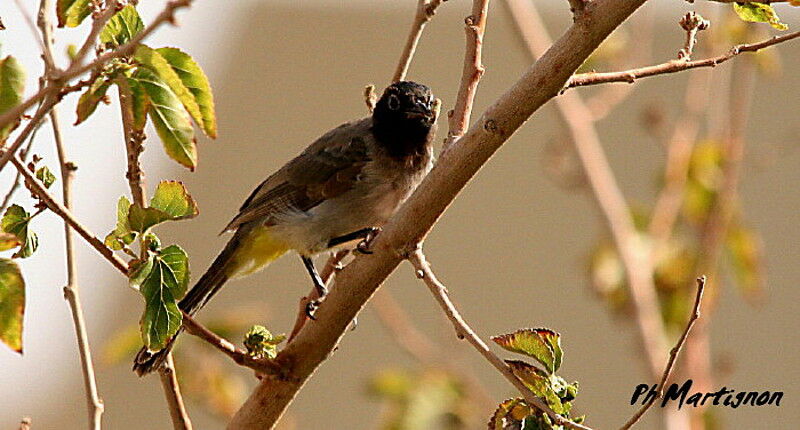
[133,81,437,375]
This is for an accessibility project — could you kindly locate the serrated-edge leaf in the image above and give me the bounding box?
[733,2,789,31]
[130,66,196,169]
[75,76,111,125]
[0,258,25,353]
[57,0,92,28]
[105,196,136,250]
[506,360,567,415]
[533,328,562,373]
[488,398,530,430]
[492,328,557,374]
[100,5,144,47]
[127,205,171,234]
[135,45,203,132]
[134,247,189,350]
[0,56,25,141]
[150,181,198,220]
[156,47,217,138]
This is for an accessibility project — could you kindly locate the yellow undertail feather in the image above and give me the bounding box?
[230,226,290,277]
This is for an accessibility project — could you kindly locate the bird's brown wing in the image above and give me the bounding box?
[222,120,372,232]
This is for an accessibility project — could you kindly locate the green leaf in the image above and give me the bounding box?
[127,181,198,233]
[0,233,21,252]
[506,360,567,415]
[124,76,151,131]
[156,47,217,138]
[75,76,111,125]
[57,0,92,28]
[104,196,137,251]
[1,205,38,259]
[131,245,189,350]
[35,166,56,189]
[0,258,25,353]
[492,328,560,374]
[129,66,197,169]
[150,181,199,220]
[733,3,788,31]
[0,56,25,142]
[243,325,286,359]
[488,398,532,430]
[135,45,203,136]
[100,5,144,47]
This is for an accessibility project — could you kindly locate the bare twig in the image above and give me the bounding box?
[506,0,668,379]
[0,121,41,214]
[407,249,592,430]
[9,155,129,274]
[567,30,800,89]
[158,354,193,430]
[228,1,661,426]
[620,276,707,430]
[181,311,283,376]
[18,417,31,430]
[677,12,709,61]
[0,0,195,169]
[444,0,490,150]
[393,0,446,83]
[116,78,146,207]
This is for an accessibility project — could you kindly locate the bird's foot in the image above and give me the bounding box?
[305,298,322,320]
[355,227,382,255]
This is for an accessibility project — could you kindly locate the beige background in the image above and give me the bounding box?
[0,1,798,429]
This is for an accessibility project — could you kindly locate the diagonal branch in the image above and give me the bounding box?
[620,276,707,430]
[408,249,592,430]
[158,354,193,430]
[393,0,447,82]
[567,30,800,89]
[228,0,652,427]
[10,155,129,274]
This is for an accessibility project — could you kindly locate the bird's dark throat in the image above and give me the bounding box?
[371,116,434,159]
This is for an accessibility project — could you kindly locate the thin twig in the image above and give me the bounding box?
[444,0,490,150]
[393,0,446,83]
[620,276,707,430]
[407,249,592,430]
[506,0,668,379]
[9,155,129,274]
[567,30,800,89]
[0,121,41,214]
[181,311,283,376]
[0,0,195,169]
[116,78,146,208]
[158,354,193,430]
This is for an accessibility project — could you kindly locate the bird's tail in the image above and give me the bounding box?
[132,225,288,376]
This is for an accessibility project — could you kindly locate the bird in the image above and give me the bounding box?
[133,81,438,375]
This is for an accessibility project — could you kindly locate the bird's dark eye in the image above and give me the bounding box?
[387,94,401,111]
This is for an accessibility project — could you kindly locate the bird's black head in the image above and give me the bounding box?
[372,81,436,158]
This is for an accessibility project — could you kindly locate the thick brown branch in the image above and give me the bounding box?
[287,250,349,342]
[181,311,284,376]
[10,155,129,274]
[567,30,800,89]
[393,0,446,83]
[620,276,707,430]
[408,249,591,430]
[444,0,490,150]
[228,0,652,427]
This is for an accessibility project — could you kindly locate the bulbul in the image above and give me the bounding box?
[133,81,437,375]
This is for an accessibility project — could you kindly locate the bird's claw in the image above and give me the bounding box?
[355,227,381,255]
[305,299,321,320]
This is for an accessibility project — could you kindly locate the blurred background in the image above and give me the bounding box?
[0,0,798,429]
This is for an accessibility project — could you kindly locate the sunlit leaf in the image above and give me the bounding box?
[35,166,56,189]
[100,5,144,47]
[57,0,91,28]
[104,196,137,251]
[0,258,24,353]
[128,66,196,169]
[506,360,567,415]
[156,47,217,138]
[75,76,111,125]
[488,398,531,430]
[131,245,189,350]
[492,328,560,374]
[124,76,150,131]
[1,205,38,259]
[733,3,788,31]
[0,233,20,252]
[127,181,198,233]
[243,325,285,360]
[0,56,25,142]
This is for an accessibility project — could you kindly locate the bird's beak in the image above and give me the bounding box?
[406,101,434,120]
